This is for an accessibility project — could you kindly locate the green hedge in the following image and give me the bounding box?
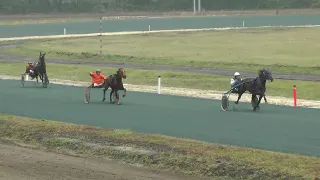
[0,0,320,14]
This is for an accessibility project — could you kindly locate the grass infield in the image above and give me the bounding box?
[1,27,319,75]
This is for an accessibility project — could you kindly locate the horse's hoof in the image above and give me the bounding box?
[234,102,238,105]
[115,99,120,105]
[102,98,105,102]
[253,107,259,112]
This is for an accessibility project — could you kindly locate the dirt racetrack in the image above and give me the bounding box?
[0,142,203,180]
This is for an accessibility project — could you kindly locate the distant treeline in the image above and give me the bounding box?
[1,0,319,14]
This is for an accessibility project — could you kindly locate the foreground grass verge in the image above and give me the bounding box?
[0,114,319,179]
[0,61,319,100]
[1,27,320,75]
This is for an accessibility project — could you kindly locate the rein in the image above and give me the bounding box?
[225,77,259,94]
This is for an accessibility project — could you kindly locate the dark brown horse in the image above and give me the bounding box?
[30,52,49,87]
[102,68,127,104]
[234,68,273,111]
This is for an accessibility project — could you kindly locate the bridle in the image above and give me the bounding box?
[118,68,126,79]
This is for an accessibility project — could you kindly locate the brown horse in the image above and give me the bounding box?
[102,68,127,104]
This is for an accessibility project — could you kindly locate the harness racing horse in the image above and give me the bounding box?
[102,68,127,104]
[34,52,50,87]
[259,69,273,104]
[235,68,273,111]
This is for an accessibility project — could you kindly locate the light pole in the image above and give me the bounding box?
[193,0,201,14]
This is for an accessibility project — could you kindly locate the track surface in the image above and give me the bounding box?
[0,44,319,81]
[1,14,320,38]
[1,79,319,157]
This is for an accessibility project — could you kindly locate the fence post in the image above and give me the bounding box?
[64,28,66,35]
[293,85,297,106]
[157,76,161,94]
[100,17,102,56]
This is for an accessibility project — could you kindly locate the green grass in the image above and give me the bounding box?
[0,114,319,179]
[1,27,320,75]
[0,61,319,100]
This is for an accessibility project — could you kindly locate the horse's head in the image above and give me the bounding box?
[259,68,273,82]
[118,68,126,79]
[39,52,46,65]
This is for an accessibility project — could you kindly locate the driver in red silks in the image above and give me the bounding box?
[25,62,35,78]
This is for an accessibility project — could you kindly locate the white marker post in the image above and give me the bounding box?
[25,74,29,81]
[64,28,66,35]
[149,25,151,32]
[157,76,161,94]
[242,21,245,27]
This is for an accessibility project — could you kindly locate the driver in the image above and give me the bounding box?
[230,72,242,92]
[25,62,35,77]
[88,69,107,88]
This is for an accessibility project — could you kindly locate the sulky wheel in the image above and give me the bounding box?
[221,93,229,111]
[21,74,25,88]
[84,88,90,104]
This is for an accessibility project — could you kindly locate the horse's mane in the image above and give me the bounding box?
[39,55,45,65]
[241,77,255,84]
[34,53,47,73]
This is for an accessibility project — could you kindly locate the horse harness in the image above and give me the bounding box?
[107,74,121,85]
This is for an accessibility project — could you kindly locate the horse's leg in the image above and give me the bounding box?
[36,76,39,83]
[102,87,108,102]
[264,95,268,104]
[263,87,268,103]
[109,88,115,103]
[115,90,120,104]
[251,94,257,108]
[102,82,109,102]
[39,74,43,82]
[122,88,127,97]
[118,82,126,97]
[235,92,243,104]
[254,94,263,111]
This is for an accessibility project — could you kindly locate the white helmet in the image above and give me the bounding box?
[234,72,240,76]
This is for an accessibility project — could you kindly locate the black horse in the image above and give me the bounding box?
[261,69,272,104]
[102,68,127,104]
[235,68,273,111]
[33,52,49,86]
